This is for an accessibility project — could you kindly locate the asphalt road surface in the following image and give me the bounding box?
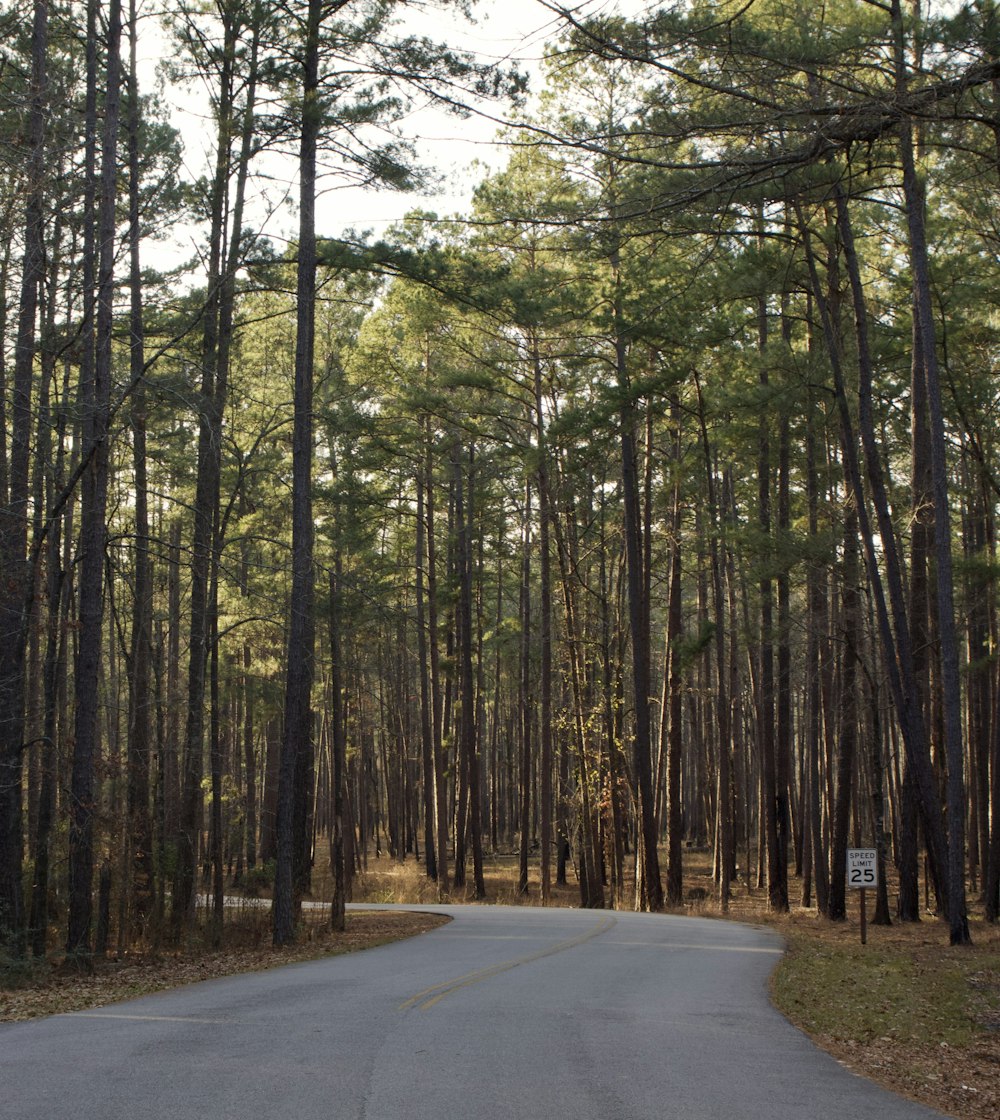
[1,905,948,1120]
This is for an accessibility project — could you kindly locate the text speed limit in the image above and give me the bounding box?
[846,848,878,888]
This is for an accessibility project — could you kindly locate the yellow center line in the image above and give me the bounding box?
[399,914,618,1012]
[65,1012,232,1024]
[604,940,783,954]
[432,933,561,941]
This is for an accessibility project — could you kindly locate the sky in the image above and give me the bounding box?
[138,0,642,268]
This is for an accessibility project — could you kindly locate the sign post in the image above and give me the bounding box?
[846,848,877,945]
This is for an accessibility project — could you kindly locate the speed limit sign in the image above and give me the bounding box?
[847,848,878,888]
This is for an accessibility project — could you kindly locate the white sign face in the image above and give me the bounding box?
[847,848,878,888]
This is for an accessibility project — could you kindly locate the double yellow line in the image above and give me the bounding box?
[399,913,617,1012]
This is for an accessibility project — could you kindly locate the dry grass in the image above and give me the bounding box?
[340,850,585,908]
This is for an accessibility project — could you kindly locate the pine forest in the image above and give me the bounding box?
[2,0,1000,963]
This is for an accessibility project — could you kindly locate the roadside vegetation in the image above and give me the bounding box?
[0,908,448,1023]
[771,915,1000,1120]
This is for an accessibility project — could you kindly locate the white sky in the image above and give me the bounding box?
[137,0,640,268]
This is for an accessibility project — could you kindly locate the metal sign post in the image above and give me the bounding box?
[846,848,877,945]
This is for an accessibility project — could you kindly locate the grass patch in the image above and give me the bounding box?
[775,931,984,1045]
[769,912,1000,1120]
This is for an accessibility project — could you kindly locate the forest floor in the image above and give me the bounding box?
[3,850,998,1120]
[0,908,448,1023]
[771,913,1000,1120]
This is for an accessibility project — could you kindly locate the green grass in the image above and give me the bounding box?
[772,925,999,1047]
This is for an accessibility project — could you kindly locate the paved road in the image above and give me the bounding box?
[1,905,947,1120]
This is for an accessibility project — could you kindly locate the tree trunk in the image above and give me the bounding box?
[804,407,830,915]
[29,288,67,957]
[125,0,154,939]
[611,257,662,910]
[415,462,437,882]
[756,293,786,913]
[890,0,970,944]
[532,341,554,902]
[420,423,449,894]
[455,445,485,899]
[68,0,123,956]
[173,7,240,938]
[0,0,49,956]
[517,481,533,896]
[693,376,734,911]
[329,552,347,931]
[665,397,684,906]
[828,496,860,921]
[273,0,320,944]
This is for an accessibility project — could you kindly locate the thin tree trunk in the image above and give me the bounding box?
[0,0,48,956]
[173,9,240,938]
[550,474,603,909]
[29,313,68,957]
[665,397,684,906]
[125,0,154,938]
[415,463,437,882]
[329,552,347,931]
[776,388,793,894]
[274,0,320,945]
[693,376,734,911]
[68,0,123,955]
[805,408,830,915]
[424,420,449,893]
[532,341,554,903]
[828,496,861,921]
[517,481,532,896]
[455,446,485,899]
[756,292,785,913]
[612,266,662,910]
[897,296,931,922]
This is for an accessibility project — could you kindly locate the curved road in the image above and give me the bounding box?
[0,905,946,1120]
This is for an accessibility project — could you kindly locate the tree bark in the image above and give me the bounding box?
[531,341,554,903]
[664,396,684,907]
[891,0,970,944]
[612,258,662,910]
[329,552,347,931]
[423,419,449,892]
[804,406,830,915]
[68,0,123,956]
[415,462,437,882]
[125,0,154,939]
[756,291,786,913]
[517,481,533,896]
[273,0,321,945]
[0,0,49,956]
[828,495,860,922]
